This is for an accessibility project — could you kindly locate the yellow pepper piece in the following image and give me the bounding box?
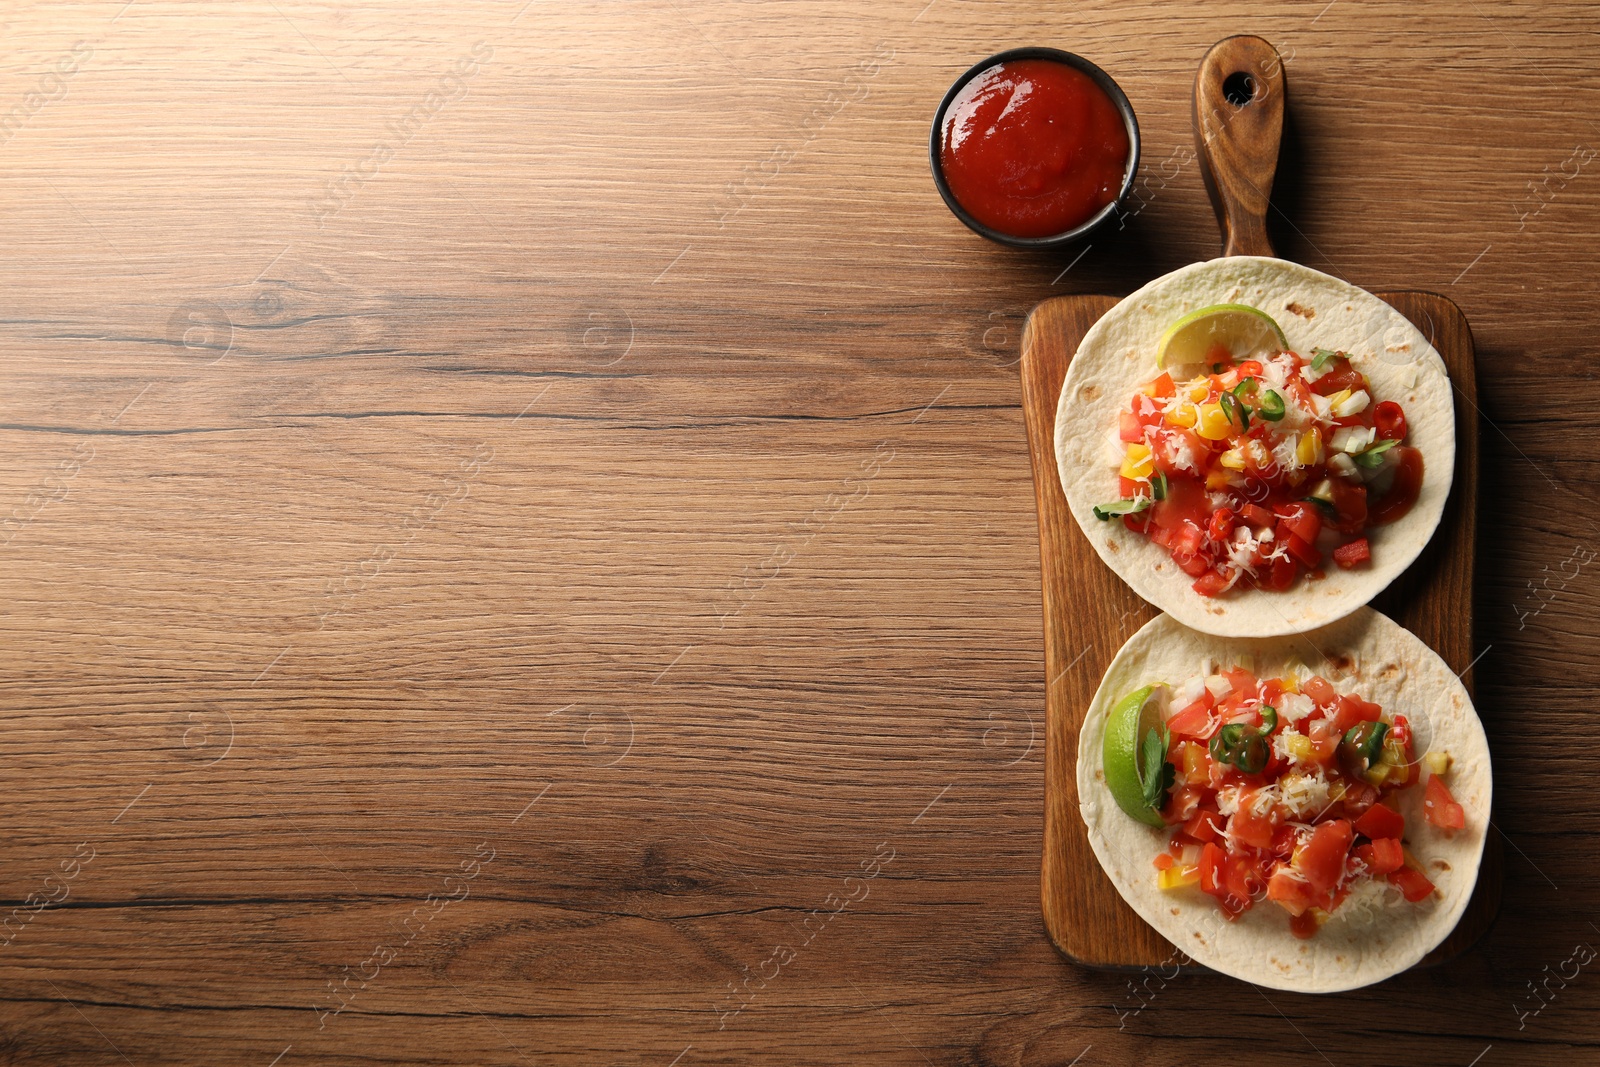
[1218,447,1248,471]
[1286,735,1316,763]
[1363,762,1392,787]
[1196,403,1231,441]
[1205,469,1235,490]
[1165,402,1198,428]
[1187,381,1210,403]
[1157,864,1201,891]
[1326,388,1352,409]
[1120,443,1154,480]
[1424,751,1452,777]
[1182,743,1206,778]
[1296,428,1323,466]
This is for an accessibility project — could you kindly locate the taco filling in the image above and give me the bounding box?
[1107,664,1466,940]
[1094,341,1423,598]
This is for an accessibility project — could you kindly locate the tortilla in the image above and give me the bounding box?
[1076,607,1489,992]
[1055,256,1455,636]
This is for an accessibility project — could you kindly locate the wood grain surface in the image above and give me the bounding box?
[2,2,1598,1065]
[1025,288,1496,968]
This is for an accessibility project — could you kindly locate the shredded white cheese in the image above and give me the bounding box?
[1277,768,1332,818]
[1278,692,1315,724]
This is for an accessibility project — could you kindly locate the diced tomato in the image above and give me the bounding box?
[1199,842,1226,896]
[1163,785,1204,825]
[1373,400,1407,441]
[1119,411,1144,442]
[1222,667,1258,694]
[1296,819,1354,894]
[1424,775,1466,831]
[1265,553,1297,591]
[1332,694,1382,734]
[1266,868,1317,917]
[1309,362,1366,396]
[1166,697,1216,739]
[1274,502,1322,545]
[1324,479,1368,535]
[1389,865,1436,903]
[1122,510,1150,533]
[1269,824,1299,859]
[1208,507,1235,542]
[1301,675,1338,707]
[1119,476,1141,497]
[1353,802,1406,840]
[1368,446,1423,526]
[1241,503,1274,528]
[1229,797,1278,850]
[1289,909,1321,939]
[1169,523,1204,558]
[1183,808,1225,844]
[1354,837,1405,875]
[1332,537,1370,569]
[1153,852,1174,870]
[1151,476,1210,532]
[1285,532,1322,569]
[1222,850,1264,903]
[1148,372,1175,399]
[1192,570,1230,597]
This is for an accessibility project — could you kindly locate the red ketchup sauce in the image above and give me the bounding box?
[939,58,1130,238]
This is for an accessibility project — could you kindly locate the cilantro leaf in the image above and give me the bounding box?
[1140,726,1175,812]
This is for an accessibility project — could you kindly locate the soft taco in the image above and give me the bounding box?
[1055,256,1454,637]
[1077,607,1489,992]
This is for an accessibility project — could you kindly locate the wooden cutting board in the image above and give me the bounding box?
[1024,35,1500,970]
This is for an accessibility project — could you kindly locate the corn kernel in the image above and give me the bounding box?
[1120,443,1154,480]
[1157,864,1201,891]
[1196,403,1232,440]
[1424,751,1452,777]
[1165,402,1198,428]
[1286,735,1316,762]
[1305,906,1331,929]
[1218,447,1248,471]
[1297,428,1323,466]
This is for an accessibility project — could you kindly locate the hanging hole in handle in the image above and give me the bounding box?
[1222,71,1257,108]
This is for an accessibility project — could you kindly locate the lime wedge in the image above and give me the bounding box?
[1102,684,1168,828]
[1155,303,1288,368]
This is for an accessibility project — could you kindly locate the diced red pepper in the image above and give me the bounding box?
[1237,360,1265,377]
[1353,802,1406,840]
[1423,774,1466,831]
[1153,852,1174,870]
[1332,537,1370,569]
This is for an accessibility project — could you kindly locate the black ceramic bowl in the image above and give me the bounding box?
[930,47,1141,249]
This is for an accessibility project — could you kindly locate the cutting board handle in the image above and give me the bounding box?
[1193,35,1286,258]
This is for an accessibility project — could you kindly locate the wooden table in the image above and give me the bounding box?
[2,3,1595,1064]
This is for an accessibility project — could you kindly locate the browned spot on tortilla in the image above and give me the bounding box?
[1080,384,1101,401]
[1106,540,1120,554]
[1171,908,1180,916]
[1433,860,1452,872]
[1285,301,1314,319]
[1380,664,1400,680]
[1328,653,1356,676]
